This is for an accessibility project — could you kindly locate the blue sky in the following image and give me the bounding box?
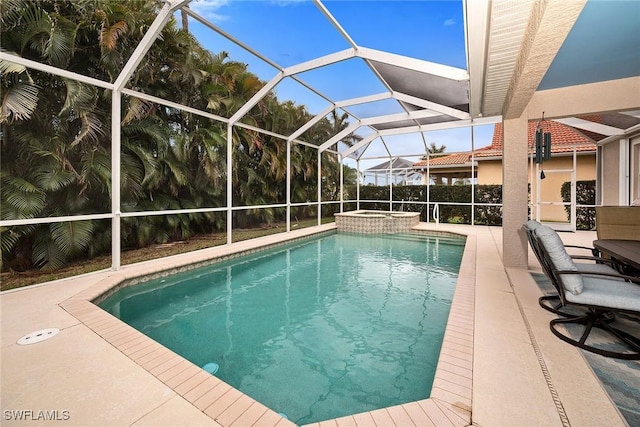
[182,0,496,167]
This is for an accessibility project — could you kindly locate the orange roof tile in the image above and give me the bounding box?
[413,120,596,168]
[413,152,471,167]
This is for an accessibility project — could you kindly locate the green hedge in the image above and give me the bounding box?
[560,180,596,230]
[346,184,503,225]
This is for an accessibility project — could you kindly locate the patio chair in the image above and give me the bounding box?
[523,220,623,316]
[533,224,640,359]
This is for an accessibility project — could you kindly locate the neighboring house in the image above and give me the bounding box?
[363,158,422,186]
[413,119,602,224]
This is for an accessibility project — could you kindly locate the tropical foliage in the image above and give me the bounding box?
[0,0,357,272]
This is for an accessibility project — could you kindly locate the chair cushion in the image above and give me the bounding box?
[574,262,618,275]
[565,275,640,312]
[534,225,583,295]
[524,220,541,232]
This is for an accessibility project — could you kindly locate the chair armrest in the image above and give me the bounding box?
[564,244,600,257]
[570,255,627,269]
[555,269,640,285]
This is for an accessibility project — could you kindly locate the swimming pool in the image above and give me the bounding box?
[99,232,465,424]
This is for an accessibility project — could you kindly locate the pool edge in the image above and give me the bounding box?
[59,223,475,427]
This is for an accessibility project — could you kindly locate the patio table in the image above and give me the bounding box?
[593,239,640,275]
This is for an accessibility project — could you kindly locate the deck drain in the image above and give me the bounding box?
[17,328,60,345]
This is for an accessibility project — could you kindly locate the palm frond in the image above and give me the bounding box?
[122,96,156,125]
[44,13,76,67]
[0,174,46,218]
[20,5,52,56]
[32,230,66,271]
[99,20,128,52]
[0,0,30,29]
[50,220,94,257]
[0,82,39,123]
[0,56,27,74]
[1,226,22,260]
[80,148,111,192]
[60,79,98,116]
[70,111,105,146]
[33,167,76,192]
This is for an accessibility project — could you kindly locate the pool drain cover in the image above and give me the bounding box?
[17,328,60,345]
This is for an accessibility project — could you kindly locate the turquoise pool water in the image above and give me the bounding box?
[99,232,465,424]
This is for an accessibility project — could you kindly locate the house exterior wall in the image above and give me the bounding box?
[478,154,596,222]
[599,135,640,206]
[477,154,595,185]
[632,136,640,202]
[600,142,621,205]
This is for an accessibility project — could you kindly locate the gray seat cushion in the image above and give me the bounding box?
[565,275,640,311]
[575,262,618,275]
[534,224,583,294]
[524,220,541,232]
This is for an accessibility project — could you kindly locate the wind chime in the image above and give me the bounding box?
[535,113,552,179]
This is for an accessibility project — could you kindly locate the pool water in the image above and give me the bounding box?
[99,232,465,424]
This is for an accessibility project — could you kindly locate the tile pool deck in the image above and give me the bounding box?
[0,223,629,426]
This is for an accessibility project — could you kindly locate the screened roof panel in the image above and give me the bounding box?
[297,108,358,147]
[379,134,427,157]
[342,99,405,119]
[274,77,331,116]
[369,60,470,112]
[188,0,351,68]
[295,58,389,102]
[185,15,280,82]
[323,0,467,68]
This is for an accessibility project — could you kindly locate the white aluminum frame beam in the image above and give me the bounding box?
[288,105,335,142]
[121,88,228,124]
[342,133,379,158]
[318,122,361,151]
[313,0,358,49]
[334,92,392,108]
[464,0,491,118]
[284,48,356,77]
[228,72,284,124]
[393,92,471,120]
[0,52,113,90]
[554,118,624,136]
[184,8,283,72]
[357,47,469,81]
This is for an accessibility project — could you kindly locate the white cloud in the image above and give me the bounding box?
[188,0,230,21]
[444,18,456,26]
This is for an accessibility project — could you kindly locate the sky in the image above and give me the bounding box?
[180,0,496,169]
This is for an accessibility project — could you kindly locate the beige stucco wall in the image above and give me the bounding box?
[633,136,640,202]
[477,154,595,185]
[479,154,596,222]
[600,143,621,205]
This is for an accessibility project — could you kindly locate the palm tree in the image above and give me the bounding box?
[422,142,447,159]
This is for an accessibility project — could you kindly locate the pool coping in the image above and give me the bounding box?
[58,223,475,427]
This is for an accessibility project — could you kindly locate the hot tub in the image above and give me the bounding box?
[334,210,420,233]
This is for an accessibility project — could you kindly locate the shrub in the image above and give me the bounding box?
[561,180,596,230]
[344,184,503,225]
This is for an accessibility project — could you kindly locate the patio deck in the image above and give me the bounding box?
[0,224,629,426]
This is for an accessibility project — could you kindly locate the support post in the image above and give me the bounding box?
[502,117,529,268]
[111,90,121,270]
[286,140,291,232]
[227,124,233,245]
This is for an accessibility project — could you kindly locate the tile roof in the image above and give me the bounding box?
[413,120,597,168]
